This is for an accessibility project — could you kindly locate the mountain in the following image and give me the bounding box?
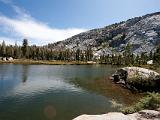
[48,12,160,56]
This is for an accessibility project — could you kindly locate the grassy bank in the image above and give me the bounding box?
[0,59,97,65]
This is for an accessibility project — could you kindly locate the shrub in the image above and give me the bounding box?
[121,92,160,114]
[127,74,160,92]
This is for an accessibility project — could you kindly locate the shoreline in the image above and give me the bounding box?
[0,59,98,65]
[0,59,158,70]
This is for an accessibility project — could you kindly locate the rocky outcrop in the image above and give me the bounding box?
[111,67,160,91]
[0,57,14,61]
[48,12,160,56]
[73,109,160,120]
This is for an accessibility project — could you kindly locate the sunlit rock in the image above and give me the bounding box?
[73,109,160,120]
[112,67,160,91]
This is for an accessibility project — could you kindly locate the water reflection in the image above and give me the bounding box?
[0,65,142,120]
[0,65,22,97]
[13,77,83,96]
[22,65,29,83]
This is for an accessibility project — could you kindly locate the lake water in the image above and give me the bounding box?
[0,64,141,120]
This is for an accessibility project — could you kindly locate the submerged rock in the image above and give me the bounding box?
[111,67,160,91]
[73,109,160,120]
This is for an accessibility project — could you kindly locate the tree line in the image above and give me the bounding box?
[99,43,160,66]
[0,39,93,61]
[0,39,160,66]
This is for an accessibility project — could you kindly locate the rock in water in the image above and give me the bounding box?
[112,67,160,91]
[122,67,159,79]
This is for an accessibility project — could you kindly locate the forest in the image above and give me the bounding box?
[0,39,160,66]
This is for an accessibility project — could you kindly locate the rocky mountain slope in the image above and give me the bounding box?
[48,12,160,56]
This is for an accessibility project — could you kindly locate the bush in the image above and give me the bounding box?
[121,92,160,114]
[127,74,160,92]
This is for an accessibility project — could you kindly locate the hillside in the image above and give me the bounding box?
[48,12,160,56]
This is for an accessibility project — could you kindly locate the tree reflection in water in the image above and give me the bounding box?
[22,65,29,83]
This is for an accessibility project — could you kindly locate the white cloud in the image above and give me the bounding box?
[11,78,83,96]
[0,16,86,44]
[0,36,17,45]
[0,0,87,45]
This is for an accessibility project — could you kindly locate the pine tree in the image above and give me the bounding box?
[76,48,80,61]
[141,52,148,65]
[22,39,29,58]
[1,40,6,57]
[14,42,19,58]
[123,43,132,65]
[86,46,93,61]
[6,45,14,57]
[153,45,160,65]
[149,51,153,60]
[135,54,140,66]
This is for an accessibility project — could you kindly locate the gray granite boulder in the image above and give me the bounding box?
[73,109,160,120]
[111,67,160,91]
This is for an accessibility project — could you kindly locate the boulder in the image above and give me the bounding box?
[111,67,160,91]
[73,112,136,120]
[87,61,96,64]
[128,109,160,120]
[7,57,13,61]
[147,60,153,65]
[2,57,6,61]
[73,109,160,120]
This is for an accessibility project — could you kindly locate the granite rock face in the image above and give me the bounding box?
[73,109,160,120]
[48,12,160,56]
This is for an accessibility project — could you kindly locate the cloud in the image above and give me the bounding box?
[0,36,17,45]
[12,78,83,96]
[0,15,86,44]
[0,0,12,4]
[0,0,87,45]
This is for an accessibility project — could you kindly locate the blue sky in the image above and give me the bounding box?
[0,0,160,45]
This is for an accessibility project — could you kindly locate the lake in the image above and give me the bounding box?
[0,64,141,120]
